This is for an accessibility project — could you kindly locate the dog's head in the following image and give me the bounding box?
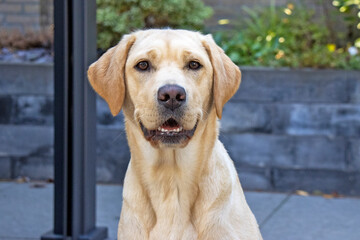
[88,30,240,148]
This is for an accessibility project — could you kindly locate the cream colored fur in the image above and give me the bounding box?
[88,29,263,240]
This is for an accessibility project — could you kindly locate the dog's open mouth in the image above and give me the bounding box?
[140,118,198,146]
[157,118,184,134]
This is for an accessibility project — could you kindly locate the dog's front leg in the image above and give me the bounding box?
[118,163,156,240]
[117,201,150,240]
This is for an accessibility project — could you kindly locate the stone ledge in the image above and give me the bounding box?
[0,63,53,95]
[273,168,360,196]
[220,102,272,134]
[96,127,130,183]
[0,125,53,158]
[0,3,22,13]
[0,157,11,179]
[220,133,348,171]
[0,125,131,183]
[221,102,360,137]
[271,104,360,137]
[235,68,360,103]
[347,139,360,170]
[237,166,272,191]
[13,157,53,180]
[0,95,13,124]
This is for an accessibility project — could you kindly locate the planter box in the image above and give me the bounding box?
[0,62,359,195]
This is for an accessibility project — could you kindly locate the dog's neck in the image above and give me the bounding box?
[123,108,218,222]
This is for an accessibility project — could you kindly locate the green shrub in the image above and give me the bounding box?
[213,3,360,70]
[96,0,213,50]
[332,0,360,48]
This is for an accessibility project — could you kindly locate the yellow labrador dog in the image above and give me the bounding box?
[88,29,262,240]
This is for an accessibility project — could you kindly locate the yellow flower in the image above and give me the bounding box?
[287,3,294,10]
[279,37,285,43]
[332,1,340,7]
[339,6,347,12]
[266,35,273,42]
[327,44,336,52]
[275,50,285,59]
[355,38,360,48]
[218,19,230,25]
[357,23,360,30]
[284,8,292,15]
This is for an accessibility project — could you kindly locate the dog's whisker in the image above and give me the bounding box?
[112,129,127,142]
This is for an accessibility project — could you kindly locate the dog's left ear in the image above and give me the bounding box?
[87,34,136,116]
[202,34,241,119]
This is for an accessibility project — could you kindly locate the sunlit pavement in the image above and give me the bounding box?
[0,181,359,240]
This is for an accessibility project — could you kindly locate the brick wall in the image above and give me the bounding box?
[0,0,53,32]
[0,63,359,195]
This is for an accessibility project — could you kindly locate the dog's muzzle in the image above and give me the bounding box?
[140,118,198,146]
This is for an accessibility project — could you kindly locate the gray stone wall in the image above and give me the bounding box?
[221,68,360,195]
[0,63,359,195]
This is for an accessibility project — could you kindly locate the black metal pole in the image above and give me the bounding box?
[41,0,107,239]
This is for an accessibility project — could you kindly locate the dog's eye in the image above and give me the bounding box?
[135,61,150,71]
[188,61,201,70]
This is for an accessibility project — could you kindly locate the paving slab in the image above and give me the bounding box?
[0,183,122,240]
[261,194,360,240]
[0,182,53,240]
[1,182,359,240]
[96,184,123,240]
[244,191,289,226]
[0,181,14,190]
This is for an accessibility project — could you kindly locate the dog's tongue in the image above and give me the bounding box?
[161,118,180,130]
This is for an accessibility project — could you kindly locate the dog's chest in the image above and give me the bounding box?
[148,189,198,240]
[145,168,198,240]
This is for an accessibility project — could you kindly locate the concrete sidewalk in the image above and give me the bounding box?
[0,181,359,240]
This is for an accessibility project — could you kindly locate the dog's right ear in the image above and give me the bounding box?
[87,34,136,116]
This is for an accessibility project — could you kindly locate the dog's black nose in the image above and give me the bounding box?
[157,84,186,111]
